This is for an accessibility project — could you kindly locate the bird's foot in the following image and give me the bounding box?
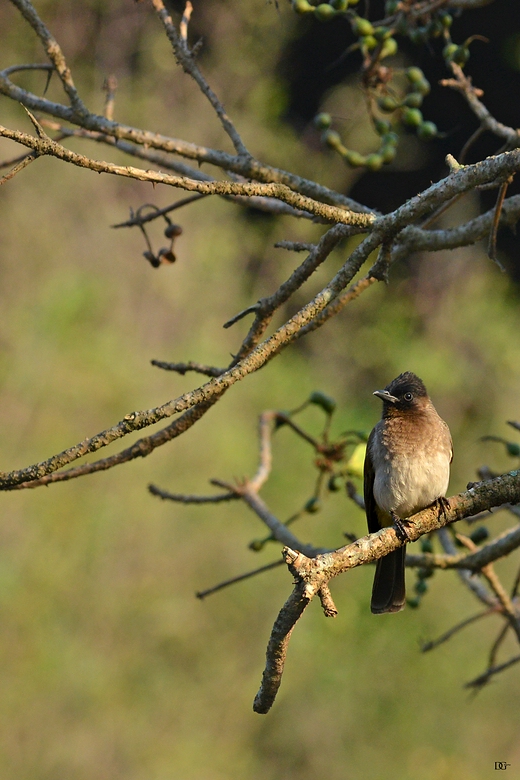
[392,512,411,543]
[435,496,450,521]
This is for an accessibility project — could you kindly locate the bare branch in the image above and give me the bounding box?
[0,150,37,185]
[150,360,225,377]
[0,123,371,226]
[254,471,520,712]
[196,560,283,600]
[465,654,520,690]
[421,607,496,652]
[148,483,238,503]
[151,0,250,158]
[9,0,88,115]
[441,63,520,146]
[253,579,312,714]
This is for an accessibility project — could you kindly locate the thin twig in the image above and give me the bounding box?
[0,151,37,185]
[150,360,225,377]
[421,608,496,652]
[487,177,512,268]
[151,0,250,158]
[196,559,283,600]
[9,0,88,115]
[465,654,520,690]
[102,75,117,121]
[113,194,207,228]
[148,483,238,503]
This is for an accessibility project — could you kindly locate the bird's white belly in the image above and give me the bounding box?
[373,448,450,518]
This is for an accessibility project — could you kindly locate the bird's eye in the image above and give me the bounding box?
[403,392,413,402]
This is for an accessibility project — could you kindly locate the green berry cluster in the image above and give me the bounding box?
[292,0,359,20]
[314,64,438,171]
[378,67,438,141]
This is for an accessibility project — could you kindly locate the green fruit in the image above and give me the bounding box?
[385,0,400,14]
[249,539,265,551]
[305,497,322,513]
[314,112,332,130]
[441,13,453,28]
[309,390,336,414]
[361,35,378,51]
[382,130,399,145]
[380,38,398,58]
[418,567,434,580]
[403,107,423,127]
[328,474,343,492]
[314,3,336,21]
[507,442,520,457]
[374,26,392,41]
[374,118,391,135]
[417,121,438,140]
[452,46,470,66]
[407,596,421,608]
[406,66,424,84]
[378,95,399,112]
[293,0,314,12]
[415,78,431,96]
[421,537,433,553]
[322,129,342,149]
[344,149,366,167]
[409,27,428,45]
[470,526,490,545]
[428,19,443,38]
[443,43,458,61]
[330,0,348,9]
[352,15,374,36]
[380,144,396,163]
[404,91,423,108]
[415,579,428,595]
[365,153,383,171]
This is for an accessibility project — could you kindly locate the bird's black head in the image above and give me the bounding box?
[373,372,429,413]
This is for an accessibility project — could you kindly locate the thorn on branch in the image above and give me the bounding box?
[223,303,261,329]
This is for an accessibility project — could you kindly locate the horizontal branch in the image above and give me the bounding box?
[0,72,371,214]
[0,123,373,227]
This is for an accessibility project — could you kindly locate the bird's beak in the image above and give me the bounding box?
[373,389,399,404]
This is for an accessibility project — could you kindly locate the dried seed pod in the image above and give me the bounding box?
[157,247,176,264]
[164,222,183,239]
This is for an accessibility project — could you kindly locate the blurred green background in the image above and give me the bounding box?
[1,1,520,778]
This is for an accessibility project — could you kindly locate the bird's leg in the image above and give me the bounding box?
[391,511,411,543]
[434,495,450,520]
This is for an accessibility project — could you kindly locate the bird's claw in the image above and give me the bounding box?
[436,496,450,520]
[392,512,411,543]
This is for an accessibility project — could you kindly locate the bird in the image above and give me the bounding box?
[363,372,452,614]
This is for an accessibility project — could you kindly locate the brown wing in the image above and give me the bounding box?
[363,426,381,535]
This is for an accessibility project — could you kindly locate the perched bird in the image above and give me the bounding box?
[363,372,452,614]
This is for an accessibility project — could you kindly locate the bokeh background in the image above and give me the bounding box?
[1,1,520,778]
